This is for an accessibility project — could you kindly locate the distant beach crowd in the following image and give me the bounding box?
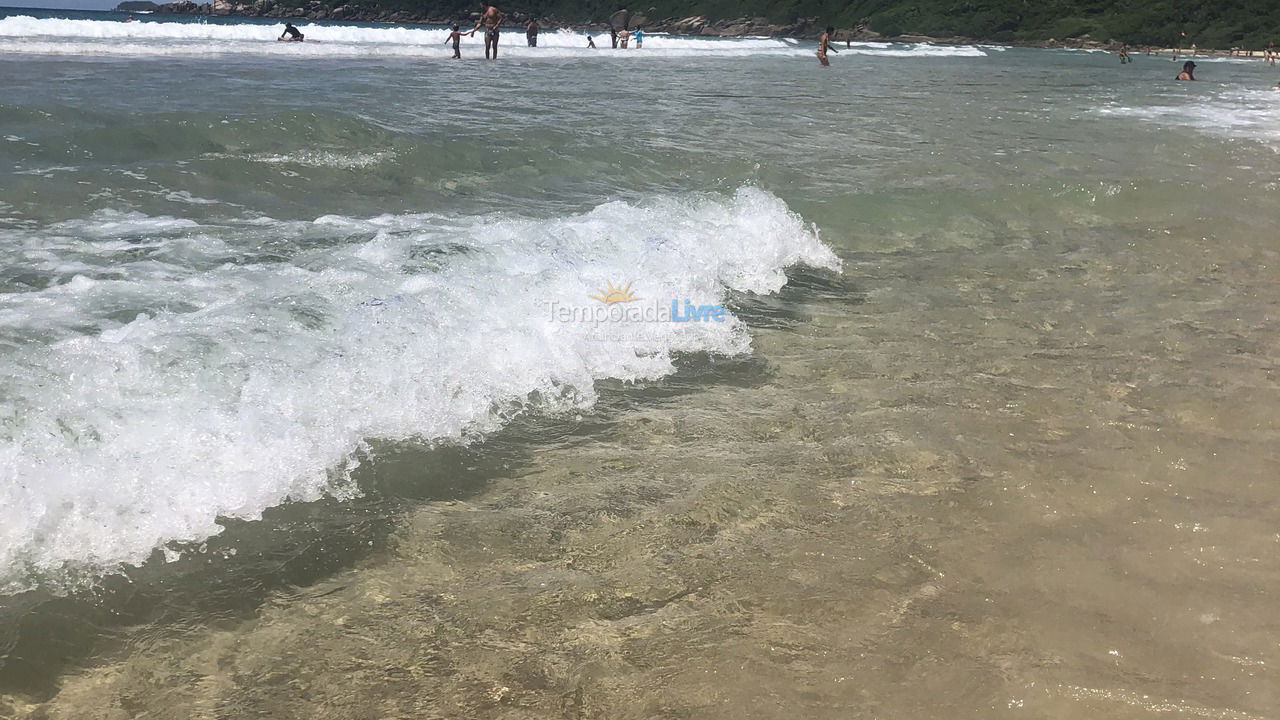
[256,3,1280,78]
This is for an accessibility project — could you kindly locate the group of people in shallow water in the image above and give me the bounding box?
[1111,42,1199,81]
[1115,39,1280,84]
[270,11,1279,81]
[436,1,642,59]
[1135,53,1267,85]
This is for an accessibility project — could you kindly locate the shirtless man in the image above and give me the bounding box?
[469,1,504,60]
[817,26,838,67]
[1176,60,1196,81]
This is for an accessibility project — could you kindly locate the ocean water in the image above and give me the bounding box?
[2,9,1280,718]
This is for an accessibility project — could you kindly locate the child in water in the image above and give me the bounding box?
[445,24,462,58]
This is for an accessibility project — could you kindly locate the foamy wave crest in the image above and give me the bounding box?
[0,187,839,592]
[0,15,986,58]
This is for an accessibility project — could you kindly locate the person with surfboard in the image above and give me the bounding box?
[817,26,838,66]
[468,1,504,60]
[279,22,304,42]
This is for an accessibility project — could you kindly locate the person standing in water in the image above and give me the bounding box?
[279,22,304,41]
[526,19,538,47]
[445,24,462,58]
[469,1,503,60]
[1118,43,1131,63]
[817,26,838,66]
[1176,60,1196,80]
[633,26,643,48]
[588,35,596,48]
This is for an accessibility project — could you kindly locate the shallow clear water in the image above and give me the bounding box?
[2,9,1280,718]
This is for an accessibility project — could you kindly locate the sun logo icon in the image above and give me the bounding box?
[590,281,641,305]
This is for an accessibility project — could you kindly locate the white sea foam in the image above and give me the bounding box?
[203,150,398,169]
[0,15,987,59]
[0,187,839,592]
[1097,87,1280,144]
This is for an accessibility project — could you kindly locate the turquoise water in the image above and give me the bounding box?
[3,10,1280,717]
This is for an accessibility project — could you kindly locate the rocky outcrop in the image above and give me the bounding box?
[154,0,442,22]
[642,15,881,40]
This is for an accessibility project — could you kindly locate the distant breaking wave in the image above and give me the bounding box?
[0,15,989,58]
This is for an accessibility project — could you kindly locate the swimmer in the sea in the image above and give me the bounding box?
[1176,60,1196,81]
[279,22,304,41]
[817,26,838,67]
[588,35,596,48]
